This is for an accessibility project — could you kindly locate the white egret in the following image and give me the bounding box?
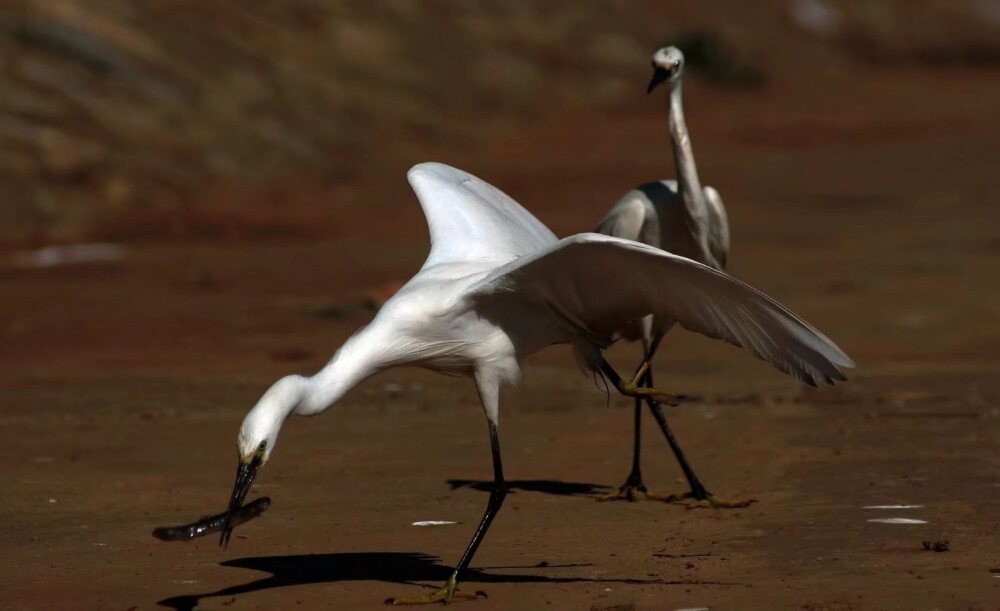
[220,162,852,604]
[595,46,738,506]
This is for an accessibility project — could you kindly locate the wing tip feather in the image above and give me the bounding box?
[407,161,454,185]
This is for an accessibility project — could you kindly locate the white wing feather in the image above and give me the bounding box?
[407,163,557,268]
[470,233,854,386]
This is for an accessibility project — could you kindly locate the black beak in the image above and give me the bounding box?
[647,67,670,94]
[219,455,262,548]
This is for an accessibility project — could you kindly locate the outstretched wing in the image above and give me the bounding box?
[407,163,558,268]
[469,233,854,386]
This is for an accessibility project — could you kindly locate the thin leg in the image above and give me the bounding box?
[646,394,756,509]
[628,393,644,484]
[598,393,650,502]
[625,342,658,487]
[453,421,507,578]
[646,393,707,499]
[600,358,754,509]
[624,339,662,489]
[598,343,661,502]
[387,421,505,605]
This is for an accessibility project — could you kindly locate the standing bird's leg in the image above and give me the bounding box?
[644,388,756,509]
[387,419,505,605]
[597,356,667,502]
[599,339,670,502]
[598,372,652,502]
[599,358,753,508]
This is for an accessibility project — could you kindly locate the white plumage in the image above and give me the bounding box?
[470,233,851,386]
[410,162,557,267]
[222,161,852,603]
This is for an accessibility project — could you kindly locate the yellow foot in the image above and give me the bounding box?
[630,360,652,386]
[609,360,684,405]
[616,380,684,406]
[663,491,757,510]
[386,579,486,606]
[598,483,653,502]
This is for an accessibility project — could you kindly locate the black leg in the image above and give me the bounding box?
[621,361,660,490]
[624,343,660,489]
[601,355,754,509]
[645,374,755,509]
[598,359,623,388]
[645,382,709,500]
[452,420,507,580]
[624,395,645,487]
[644,364,707,497]
[600,359,654,500]
[387,421,505,604]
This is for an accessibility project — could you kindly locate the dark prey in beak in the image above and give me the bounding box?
[647,67,670,94]
[220,454,262,548]
[152,497,270,542]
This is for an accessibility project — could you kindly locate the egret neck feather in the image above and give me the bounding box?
[667,81,711,257]
[297,323,390,416]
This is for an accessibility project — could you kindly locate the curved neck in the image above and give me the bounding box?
[296,322,389,416]
[666,81,706,214]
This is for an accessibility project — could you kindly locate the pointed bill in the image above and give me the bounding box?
[219,455,262,548]
[647,67,670,93]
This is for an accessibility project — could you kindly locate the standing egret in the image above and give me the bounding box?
[220,162,852,604]
[596,46,738,507]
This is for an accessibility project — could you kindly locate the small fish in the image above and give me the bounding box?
[152,497,271,542]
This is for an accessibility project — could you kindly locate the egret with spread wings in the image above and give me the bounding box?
[220,162,852,605]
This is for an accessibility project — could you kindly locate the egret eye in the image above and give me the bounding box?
[257,440,266,452]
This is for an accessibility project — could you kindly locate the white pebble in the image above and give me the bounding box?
[864,505,924,509]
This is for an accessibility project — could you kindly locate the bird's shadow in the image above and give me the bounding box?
[157,551,733,610]
[446,478,611,497]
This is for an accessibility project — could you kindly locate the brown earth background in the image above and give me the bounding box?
[2,1,1000,609]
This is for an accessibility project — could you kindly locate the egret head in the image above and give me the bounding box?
[647,46,684,93]
[220,375,304,547]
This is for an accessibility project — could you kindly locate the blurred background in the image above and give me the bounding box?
[3,2,1000,609]
[2,0,999,245]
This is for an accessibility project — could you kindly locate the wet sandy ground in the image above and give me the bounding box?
[2,67,1000,610]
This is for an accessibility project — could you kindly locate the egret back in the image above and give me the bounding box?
[703,186,730,269]
[599,180,706,266]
